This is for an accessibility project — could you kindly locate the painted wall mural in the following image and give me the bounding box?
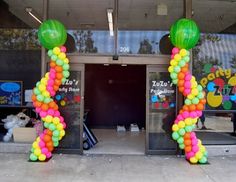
[29,20,70,162]
[200,64,236,110]
[168,18,208,164]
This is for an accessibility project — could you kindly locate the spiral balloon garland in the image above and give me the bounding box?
[29,20,69,161]
[169,19,208,164]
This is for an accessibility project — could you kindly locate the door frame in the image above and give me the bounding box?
[146,65,177,155]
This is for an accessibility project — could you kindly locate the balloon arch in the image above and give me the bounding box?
[29,18,208,164]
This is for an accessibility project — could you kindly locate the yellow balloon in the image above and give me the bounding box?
[57,123,64,131]
[168,66,174,73]
[178,121,185,128]
[38,84,46,91]
[34,148,41,156]
[179,49,187,57]
[192,118,198,124]
[42,91,50,97]
[184,118,192,125]
[196,152,203,160]
[58,52,66,59]
[207,92,222,108]
[36,137,40,142]
[170,59,177,66]
[191,88,199,96]
[200,145,205,152]
[172,124,179,132]
[64,58,69,64]
[45,73,49,79]
[190,157,198,164]
[187,94,194,100]
[52,117,60,125]
[174,54,181,61]
[45,115,53,123]
[53,47,60,55]
[60,130,65,137]
[32,141,39,149]
[39,154,46,161]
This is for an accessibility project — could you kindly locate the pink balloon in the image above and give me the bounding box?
[182,111,189,119]
[185,74,192,81]
[62,122,67,129]
[40,111,47,118]
[196,111,202,117]
[46,152,52,158]
[184,89,191,95]
[186,151,195,159]
[177,114,183,121]
[35,107,41,113]
[60,46,67,53]
[42,147,49,154]
[192,138,198,146]
[39,141,45,148]
[184,81,191,89]
[59,116,64,122]
[47,109,55,116]
[190,132,196,139]
[171,54,175,59]
[47,79,54,86]
[54,110,60,117]
[192,145,199,153]
[49,73,56,79]
[39,133,45,140]
[172,47,179,55]
[190,111,197,118]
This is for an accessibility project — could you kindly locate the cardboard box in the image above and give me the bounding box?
[13,127,37,143]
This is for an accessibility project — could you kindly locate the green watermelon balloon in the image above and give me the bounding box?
[38,19,67,49]
[170,18,200,49]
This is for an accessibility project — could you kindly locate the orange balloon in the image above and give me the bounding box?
[46,141,53,148]
[179,86,184,93]
[196,103,204,110]
[185,146,192,153]
[189,104,196,111]
[35,101,42,107]
[184,139,191,146]
[43,135,51,143]
[178,72,185,80]
[50,61,56,68]
[183,105,189,111]
[48,146,54,152]
[32,94,37,102]
[49,101,56,108]
[178,80,185,87]
[56,73,63,80]
[179,109,183,114]
[53,105,59,110]
[54,79,62,86]
[200,99,206,104]
[184,132,191,139]
[41,103,49,111]
[53,85,59,91]
[45,129,53,136]
[55,66,63,72]
[181,64,189,73]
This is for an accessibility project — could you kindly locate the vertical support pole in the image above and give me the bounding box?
[41,0,49,77]
[114,0,118,56]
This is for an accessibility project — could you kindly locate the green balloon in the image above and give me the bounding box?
[47,50,53,56]
[178,128,186,136]
[49,123,56,131]
[199,156,207,164]
[53,130,60,137]
[30,153,38,161]
[178,60,185,67]
[37,95,44,102]
[44,122,50,128]
[33,88,40,95]
[63,71,70,78]
[185,126,192,132]
[172,79,178,85]
[170,18,200,49]
[170,72,177,79]
[51,55,57,61]
[174,66,181,73]
[44,97,51,103]
[192,97,200,104]
[197,92,204,99]
[179,144,185,149]
[197,85,203,91]
[52,136,59,142]
[172,132,180,140]
[177,137,184,144]
[38,19,67,49]
[53,141,59,147]
[185,99,191,105]
[56,59,64,66]
[63,64,70,71]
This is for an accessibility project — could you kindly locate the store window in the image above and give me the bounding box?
[0,0,43,143]
[192,0,236,143]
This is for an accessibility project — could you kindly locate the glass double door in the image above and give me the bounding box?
[56,64,84,154]
[146,66,177,154]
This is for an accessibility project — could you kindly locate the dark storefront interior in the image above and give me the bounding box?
[85,64,146,129]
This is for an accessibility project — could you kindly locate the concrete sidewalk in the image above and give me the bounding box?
[0,153,235,182]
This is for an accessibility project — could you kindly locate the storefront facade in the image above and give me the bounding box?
[0,0,236,155]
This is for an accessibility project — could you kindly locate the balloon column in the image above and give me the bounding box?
[169,19,208,164]
[29,20,69,161]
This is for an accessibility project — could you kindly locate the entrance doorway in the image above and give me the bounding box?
[84,64,146,154]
